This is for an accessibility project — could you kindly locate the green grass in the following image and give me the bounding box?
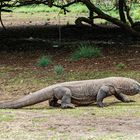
[67,3,88,13]
[10,4,59,13]
[70,43,101,60]
[10,3,88,13]
[7,3,140,21]
[54,65,64,75]
[0,114,14,122]
[37,55,52,67]
[115,62,126,70]
[1,66,140,86]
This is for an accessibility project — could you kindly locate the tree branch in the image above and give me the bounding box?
[79,0,140,37]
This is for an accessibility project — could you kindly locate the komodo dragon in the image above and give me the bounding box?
[0,77,140,109]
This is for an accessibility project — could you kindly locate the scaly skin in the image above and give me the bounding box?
[0,77,139,109]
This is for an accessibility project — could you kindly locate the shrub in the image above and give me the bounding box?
[37,55,51,67]
[70,43,101,60]
[54,65,64,75]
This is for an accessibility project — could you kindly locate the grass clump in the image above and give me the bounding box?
[54,65,64,75]
[37,55,51,67]
[115,63,126,70]
[70,43,101,60]
[0,114,14,122]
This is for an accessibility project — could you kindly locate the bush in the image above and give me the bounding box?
[54,65,64,75]
[70,43,101,60]
[37,55,51,67]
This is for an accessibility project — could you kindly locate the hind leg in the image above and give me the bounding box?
[49,97,60,107]
[53,87,75,109]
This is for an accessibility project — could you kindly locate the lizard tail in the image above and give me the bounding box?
[0,87,53,109]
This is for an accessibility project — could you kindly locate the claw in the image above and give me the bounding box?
[61,103,75,109]
[126,99,136,103]
[97,102,105,107]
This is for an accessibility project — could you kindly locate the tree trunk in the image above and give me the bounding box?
[118,0,126,23]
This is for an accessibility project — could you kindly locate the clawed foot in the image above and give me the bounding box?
[97,102,106,107]
[124,99,136,103]
[61,103,75,109]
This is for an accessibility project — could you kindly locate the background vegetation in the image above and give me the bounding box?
[10,2,140,22]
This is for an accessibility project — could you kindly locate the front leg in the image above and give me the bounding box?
[96,85,110,107]
[114,93,135,103]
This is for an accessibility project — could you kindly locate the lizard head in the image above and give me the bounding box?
[136,83,140,94]
[130,83,140,95]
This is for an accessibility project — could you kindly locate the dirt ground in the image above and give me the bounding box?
[0,50,139,139]
[1,106,140,140]
[0,13,140,72]
[0,12,140,140]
